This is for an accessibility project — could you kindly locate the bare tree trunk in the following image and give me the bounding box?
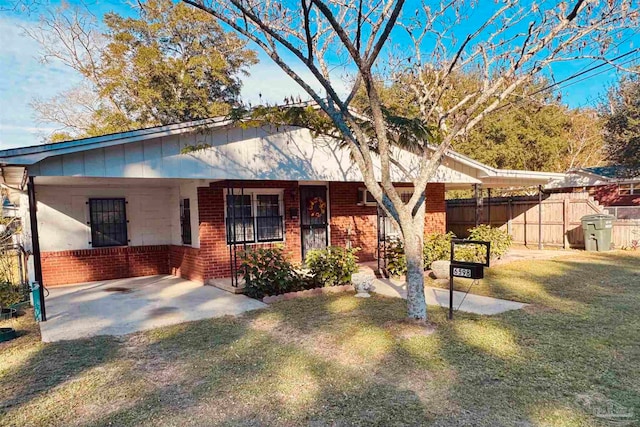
[403,227,426,320]
[400,202,427,321]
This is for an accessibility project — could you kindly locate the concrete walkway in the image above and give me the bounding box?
[370,277,526,315]
[40,275,266,342]
[359,263,526,315]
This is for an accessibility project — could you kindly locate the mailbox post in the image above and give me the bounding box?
[449,239,491,320]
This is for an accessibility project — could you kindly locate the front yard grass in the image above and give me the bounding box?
[1,251,639,426]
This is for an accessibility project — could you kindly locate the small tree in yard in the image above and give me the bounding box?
[183,0,638,321]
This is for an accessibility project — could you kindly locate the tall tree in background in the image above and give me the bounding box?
[602,73,640,175]
[355,75,605,172]
[183,0,637,321]
[27,0,257,140]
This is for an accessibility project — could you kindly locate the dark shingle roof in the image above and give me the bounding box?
[582,165,633,179]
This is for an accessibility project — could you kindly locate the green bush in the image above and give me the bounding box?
[240,246,306,299]
[384,232,456,276]
[384,237,406,277]
[305,246,360,287]
[467,225,512,260]
[0,282,21,310]
[423,232,456,269]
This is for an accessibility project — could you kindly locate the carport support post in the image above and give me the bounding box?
[538,185,543,250]
[27,176,46,321]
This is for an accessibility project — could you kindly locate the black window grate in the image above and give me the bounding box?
[180,198,192,245]
[256,215,284,242]
[225,193,284,244]
[89,198,128,247]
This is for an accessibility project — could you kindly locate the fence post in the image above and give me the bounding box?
[507,198,513,236]
[474,184,483,227]
[538,185,543,250]
[563,198,570,249]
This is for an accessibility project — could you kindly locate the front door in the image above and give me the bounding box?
[300,185,328,260]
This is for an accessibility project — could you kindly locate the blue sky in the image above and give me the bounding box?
[0,0,637,150]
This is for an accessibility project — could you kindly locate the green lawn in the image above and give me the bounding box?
[1,251,639,426]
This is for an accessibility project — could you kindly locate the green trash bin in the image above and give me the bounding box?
[581,214,615,252]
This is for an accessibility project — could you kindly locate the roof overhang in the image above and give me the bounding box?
[0,117,233,166]
[0,116,565,189]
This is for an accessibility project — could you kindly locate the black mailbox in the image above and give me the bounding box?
[450,262,484,279]
[448,239,491,319]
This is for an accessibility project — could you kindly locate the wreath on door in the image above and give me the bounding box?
[308,197,327,218]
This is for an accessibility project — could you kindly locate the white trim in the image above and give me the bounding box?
[0,117,233,164]
[619,182,639,195]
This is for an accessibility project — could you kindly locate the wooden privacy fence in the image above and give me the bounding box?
[446,192,640,249]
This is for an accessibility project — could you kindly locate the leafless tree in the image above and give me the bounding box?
[181,0,636,320]
[23,3,124,136]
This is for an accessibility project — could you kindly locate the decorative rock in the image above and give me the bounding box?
[431,260,451,280]
[351,272,374,298]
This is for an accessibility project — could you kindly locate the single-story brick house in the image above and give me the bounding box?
[546,166,640,218]
[0,118,562,291]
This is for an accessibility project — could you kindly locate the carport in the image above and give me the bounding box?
[39,275,266,342]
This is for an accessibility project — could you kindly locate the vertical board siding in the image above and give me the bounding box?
[447,192,640,248]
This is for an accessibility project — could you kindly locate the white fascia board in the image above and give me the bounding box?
[0,117,233,166]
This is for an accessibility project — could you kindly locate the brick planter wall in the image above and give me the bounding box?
[41,245,170,286]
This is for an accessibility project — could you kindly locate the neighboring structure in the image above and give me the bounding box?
[0,118,561,291]
[546,166,640,218]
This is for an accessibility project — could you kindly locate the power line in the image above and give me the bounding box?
[494,48,640,112]
[531,48,640,97]
[554,54,640,92]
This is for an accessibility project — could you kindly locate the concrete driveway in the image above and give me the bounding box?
[40,275,266,342]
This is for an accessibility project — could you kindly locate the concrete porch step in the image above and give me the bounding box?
[207,277,247,294]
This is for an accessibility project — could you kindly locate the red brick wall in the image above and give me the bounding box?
[198,180,302,281]
[328,182,447,262]
[41,245,170,286]
[329,182,378,260]
[588,184,640,206]
[169,245,204,283]
[425,183,447,233]
[39,181,447,285]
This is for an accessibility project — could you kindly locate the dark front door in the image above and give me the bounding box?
[300,185,328,260]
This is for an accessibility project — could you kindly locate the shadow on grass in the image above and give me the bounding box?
[2,251,639,426]
[0,333,120,414]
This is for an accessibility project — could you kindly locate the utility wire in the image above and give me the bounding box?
[531,48,640,97]
[494,48,640,112]
[553,54,640,91]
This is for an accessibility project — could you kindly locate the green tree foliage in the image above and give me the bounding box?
[354,73,605,173]
[31,0,257,140]
[602,73,640,175]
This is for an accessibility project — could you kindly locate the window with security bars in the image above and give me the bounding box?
[180,198,192,245]
[89,198,128,247]
[226,194,254,244]
[256,194,283,242]
[226,192,284,244]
